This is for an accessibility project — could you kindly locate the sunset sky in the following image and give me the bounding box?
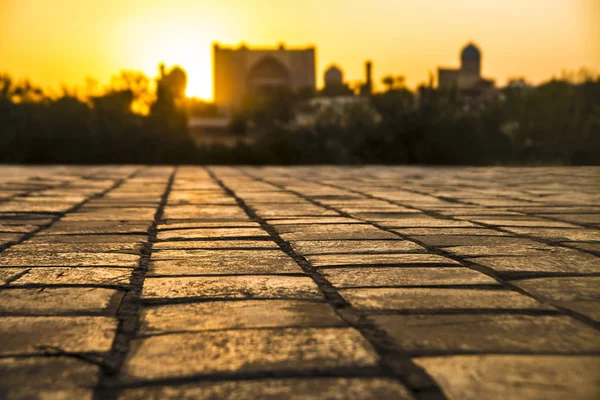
[1,0,599,99]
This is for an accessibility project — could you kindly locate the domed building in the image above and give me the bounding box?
[324,65,344,87]
[437,42,494,95]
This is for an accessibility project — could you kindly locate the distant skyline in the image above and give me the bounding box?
[1,0,599,99]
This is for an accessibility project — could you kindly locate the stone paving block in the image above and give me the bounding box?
[406,235,542,247]
[267,217,362,225]
[290,240,425,255]
[142,276,323,301]
[123,327,378,381]
[0,223,39,233]
[372,314,600,354]
[414,355,600,400]
[119,378,414,400]
[393,228,507,236]
[277,224,399,240]
[9,242,143,254]
[540,213,600,225]
[501,227,600,242]
[442,244,566,257]
[141,300,344,333]
[40,220,152,235]
[322,267,499,288]
[251,204,338,218]
[0,357,98,400]
[0,202,77,213]
[469,218,580,228]
[27,234,148,244]
[0,268,25,284]
[341,288,549,311]
[153,240,278,250]
[0,252,139,267]
[63,207,157,221]
[0,233,22,246]
[163,205,249,220]
[158,221,260,229]
[381,219,478,228]
[0,288,123,314]
[469,253,600,275]
[0,316,117,355]
[157,227,269,240]
[307,253,460,268]
[12,267,132,286]
[148,249,301,275]
[567,242,600,253]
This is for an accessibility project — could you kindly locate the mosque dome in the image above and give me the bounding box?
[461,43,481,61]
[324,65,343,86]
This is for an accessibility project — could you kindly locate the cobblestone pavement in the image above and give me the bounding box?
[0,166,599,399]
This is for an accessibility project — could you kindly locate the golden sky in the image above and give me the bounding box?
[1,0,599,99]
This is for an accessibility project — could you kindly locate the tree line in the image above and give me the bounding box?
[1,67,599,165]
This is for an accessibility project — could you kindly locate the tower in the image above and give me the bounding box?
[460,43,481,77]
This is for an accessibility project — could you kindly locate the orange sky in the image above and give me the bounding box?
[1,0,599,99]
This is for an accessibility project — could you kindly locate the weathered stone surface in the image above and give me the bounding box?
[0,357,97,400]
[0,252,139,267]
[0,288,123,314]
[0,316,117,355]
[119,378,414,400]
[1,166,599,395]
[321,267,499,287]
[341,288,549,311]
[157,227,269,240]
[290,240,425,254]
[141,300,344,333]
[123,328,378,381]
[373,314,600,354]
[11,267,131,286]
[142,276,323,301]
[0,268,25,284]
[153,240,278,250]
[469,253,600,275]
[307,253,459,267]
[148,250,302,275]
[414,355,600,400]
[277,224,399,240]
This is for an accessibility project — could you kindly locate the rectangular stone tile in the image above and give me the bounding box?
[412,236,545,247]
[501,227,600,242]
[414,355,600,400]
[0,316,117,355]
[567,242,600,253]
[469,253,600,275]
[0,223,39,233]
[123,327,378,381]
[540,213,600,225]
[163,205,249,220]
[141,300,344,334]
[0,202,77,213]
[252,205,338,218]
[0,357,98,400]
[63,208,157,221]
[277,224,399,241]
[381,219,478,228]
[443,244,565,257]
[469,218,580,228]
[267,217,362,225]
[119,378,413,400]
[142,276,323,301]
[0,233,22,246]
[40,221,152,235]
[290,240,425,255]
[0,268,25,284]
[12,267,132,286]
[9,242,143,254]
[157,228,269,241]
[27,234,147,244]
[394,228,507,236]
[372,314,600,354]
[341,288,549,311]
[158,221,260,229]
[0,288,122,315]
[307,253,460,268]
[0,252,139,267]
[153,240,278,250]
[322,267,499,288]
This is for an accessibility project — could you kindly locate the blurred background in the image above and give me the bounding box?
[1,0,599,164]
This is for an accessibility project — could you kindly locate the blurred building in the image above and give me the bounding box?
[213,43,316,113]
[437,43,495,95]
